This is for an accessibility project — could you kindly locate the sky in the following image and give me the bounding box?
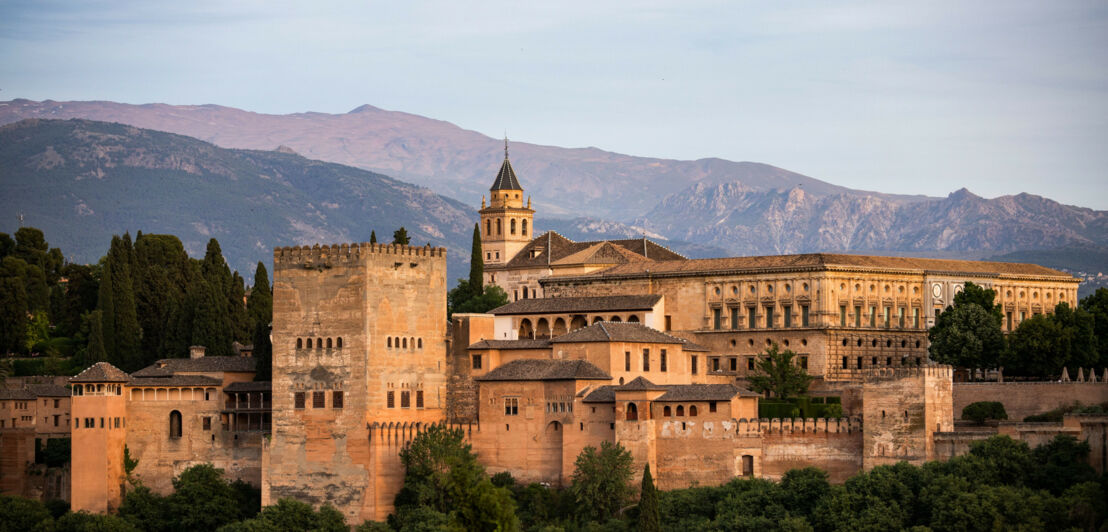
[2,0,1107,209]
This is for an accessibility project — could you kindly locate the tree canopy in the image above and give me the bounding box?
[928,282,1004,371]
[747,343,812,400]
[570,441,634,523]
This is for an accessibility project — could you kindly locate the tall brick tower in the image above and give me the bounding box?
[69,363,130,513]
[479,139,534,266]
[263,242,448,524]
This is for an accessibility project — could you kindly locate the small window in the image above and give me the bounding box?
[709,402,717,413]
[642,349,650,371]
[401,391,411,408]
[691,355,698,375]
[313,391,326,408]
[416,390,424,409]
[730,358,737,372]
[294,393,305,409]
[690,405,698,417]
[387,337,392,348]
[387,391,395,408]
[663,406,672,417]
[326,338,333,349]
[747,358,755,370]
[333,391,344,409]
[306,338,313,349]
[504,397,519,416]
[472,355,483,370]
[169,410,182,439]
[203,417,211,430]
[676,405,685,416]
[800,356,808,370]
[625,352,631,371]
[297,338,303,349]
[418,338,423,349]
[336,337,343,348]
[660,350,667,372]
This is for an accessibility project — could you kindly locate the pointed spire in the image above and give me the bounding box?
[505,133,509,159]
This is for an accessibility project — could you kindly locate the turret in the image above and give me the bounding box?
[69,362,130,513]
[479,138,535,265]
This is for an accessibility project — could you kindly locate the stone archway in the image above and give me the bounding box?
[552,317,567,337]
[571,315,588,330]
[536,318,551,339]
[519,318,534,339]
[542,421,564,486]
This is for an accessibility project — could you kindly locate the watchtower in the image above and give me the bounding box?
[479,139,534,266]
[69,362,130,513]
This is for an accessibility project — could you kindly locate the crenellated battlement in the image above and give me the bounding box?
[273,242,447,268]
[731,417,863,435]
[862,364,953,383]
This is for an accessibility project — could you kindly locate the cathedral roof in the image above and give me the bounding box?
[550,322,709,351]
[70,362,130,383]
[488,294,662,315]
[475,359,612,382]
[490,157,522,191]
[547,253,1075,281]
[499,231,685,270]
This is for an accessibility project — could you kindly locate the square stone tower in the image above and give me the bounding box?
[861,365,953,470]
[263,242,448,523]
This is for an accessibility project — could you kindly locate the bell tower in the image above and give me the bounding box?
[479,138,534,266]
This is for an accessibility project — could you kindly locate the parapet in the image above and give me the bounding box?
[862,364,953,383]
[732,417,863,436]
[273,242,447,269]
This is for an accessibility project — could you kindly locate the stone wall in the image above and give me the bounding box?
[862,366,953,470]
[0,428,34,496]
[952,380,1108,421]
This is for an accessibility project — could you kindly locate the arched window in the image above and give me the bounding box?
[690,405,698,417]
[511,219,517,235]
[417,338,422,349]
[306,338,313,349]
[663,406,671,417]
[592,316,604,325]
[317,338,323,349]
[402,338,408,349]
[518,319,534,339]
[326,338,333,349]
[627,315,640,323]
[676,405,685,416]
[169,410,182,439]
[336,337,343,348]
[521,219,528,236]
[486,219,492,235]
[296,338,303,349]
[497,219,502,235]
[626,403,638,421]
[387,337,392,348]
[410,337,415,350]
[609,316,621,323]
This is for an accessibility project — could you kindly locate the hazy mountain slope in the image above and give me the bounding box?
[645,182,1108,257]
[0,99,931,220]
[0,119,479,279]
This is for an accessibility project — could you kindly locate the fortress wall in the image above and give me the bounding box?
[0,428,35,497]
[952,380,1108,421]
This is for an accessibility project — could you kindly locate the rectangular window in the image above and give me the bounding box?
[660,350,667,372]
[333,391,344,409]
[712,358,720,371]
[504,397,519,416]
[203,417,211,430]
[53,399,59,408]
[400,391,411,408]
[729,358,737,371]
[387,391,395,408]
[1006,311,1013,331]
[748,357,755,370]
[665,315,672,331]
[842,356,849,369]
[416,390,424,409]
[883,306,891,328]
[625,351,631,371]
[800,356,808,370]
[642,349,650,371]
[712,308,722,330]
[765,306,775,328]
[472,355,482,370]
[783,305,792,328]
[855,306,862,327]
[114,417,120,429]
[730,308,739,329]
[294,392,305,409]
[691,355,698,374]
[313,391,325,408]
[914,308,921,329]
[869,306,877,327]
[1020,311,1026,322]
[840,305,847,326]
[898,307,905,328]
[801,305,809,327]
[54,415,59,427]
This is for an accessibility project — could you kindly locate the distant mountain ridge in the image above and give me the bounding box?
[0,99,932,221]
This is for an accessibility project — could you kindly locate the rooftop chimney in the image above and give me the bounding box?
[189,345,206,359]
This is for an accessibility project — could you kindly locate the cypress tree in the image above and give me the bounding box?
[191,277,233,356]
[86,310,108,364]
[247,262,272,333]
[392,227,410,246]
[109,235,143,371]
[0,277,29,354]
[637,464,660,532]
[230,271,250,342]
[370,231,377,245]
[469,224,483,298]
[97,262,116,358]
[252,322,272,382]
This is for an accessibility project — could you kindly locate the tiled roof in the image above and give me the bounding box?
[551,253,1074,280]
[0,388,36,400]
[24,384,70,397]
[70,362,131,383]
[131,356,257,377]
[499,231,685,270]
[489,295,662,315]
[476,359,612,382]
[551,322,708,352]
[468,339,552,350]
[490,157,522,191]
[582,385,616,403]
[616,376,665,391]
[223,381,272,393]
[582,382,757,403]
[129,376,223,387]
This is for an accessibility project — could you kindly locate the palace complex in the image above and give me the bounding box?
[2,147,1106,524]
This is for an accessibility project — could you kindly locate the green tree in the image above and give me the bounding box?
[97,262,116,357]
[1080,287,1108,365]
[246,262,272,334]
[251,322,272,382]
[60,264,99,338]
[448,281,509,318]
[166,464,241,532]
[191,277,234,357]
[1028,434,1098,495]
[953,282,1003,318]
[960,401,1007,425]
[54,511,140,531]
[370,230,377,245]
[637,464,660,532]
[747,343,812,400]
[0,494,53,531]
[394,424,518,532]
[0,276,29,354]
[217,498,345,532]
[1,255,48,313]
[1002,309,1085,378]
[779,467,830,519]
[469,224,483,297]
[392,227,410,246]
[0,233,13,259]
[105,235,143,370]
[119,485,169,532]
[928,297,1004,372]
[1052,302,1099,370]
[570,441,634,523]
[133,234,192,364]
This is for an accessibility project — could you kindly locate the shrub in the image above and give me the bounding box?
[961,401,1007,424]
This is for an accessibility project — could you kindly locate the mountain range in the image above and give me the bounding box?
[0,99,1105,286]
